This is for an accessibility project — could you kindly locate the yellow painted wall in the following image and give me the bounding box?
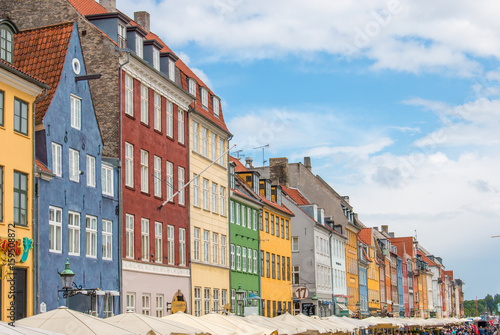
[367,246,380,311]
[189,115,230,315]
[345,227,358,311]
[260,205,292,317]
[0,72,42,321]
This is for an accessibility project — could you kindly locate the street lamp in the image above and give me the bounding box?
[58,259,97,299]
[59,258,75,289]
[235,283,245,316]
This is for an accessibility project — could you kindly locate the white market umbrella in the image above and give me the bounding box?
[201,313,275,335]
[321,316,358,332]
[294,314,339,333]
[273,313,320,334]
[0,321,65,335]
[16,306,139,335]
[163,312,238,335]
[245,314,302,335]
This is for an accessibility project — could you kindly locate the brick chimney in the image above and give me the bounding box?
[99,0,116,12]
[304,157,311,171]
[134,11,150,32]
[269,157,289,187]
[381,225,389,233]
[245,157,253,168]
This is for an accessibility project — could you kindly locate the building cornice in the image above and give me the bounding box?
[122,260,190,277]
[0,66,47,96]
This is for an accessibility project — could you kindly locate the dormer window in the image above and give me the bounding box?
[201,88,208,109]
[265,180,271,201]
[213,97,220,117]
[168,58,175,81]
[0,20,17,64]
[189,79,196,97]
[117,23,127,49]
[153,48,160,70]
[135,34,143,58]
[252,173,259,194]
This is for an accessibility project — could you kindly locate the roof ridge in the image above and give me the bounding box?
[19,20,74,33]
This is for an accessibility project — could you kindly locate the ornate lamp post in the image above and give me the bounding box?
[235,284,245,316]
[58,259,97,299]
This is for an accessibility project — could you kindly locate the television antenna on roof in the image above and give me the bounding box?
[233,149,245,159]
[253,144,269,166]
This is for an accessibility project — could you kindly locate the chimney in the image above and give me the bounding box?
[304,157,311,171]
[389,232,395,238]
[99,0,116,12]
[381,225,389,233]
[245,157,253,168]
[269,157,289,187]
[342,196,350,204]
[134,11,150,32]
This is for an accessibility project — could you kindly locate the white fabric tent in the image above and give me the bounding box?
[16,306,139,335]
[245,314,303,335]
[163,312,238,335]
[0,322,65,335]
[201,313,275,335]
[294,314,339,333]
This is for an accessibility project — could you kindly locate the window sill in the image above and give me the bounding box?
[124,185,135,192]
[153,129,163,136]
[124,113,135,120]
[141,191,150,197]
[140,122,151,128]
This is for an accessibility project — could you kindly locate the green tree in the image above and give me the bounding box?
[485,294,495,314]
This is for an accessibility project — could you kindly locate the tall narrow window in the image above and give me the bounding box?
[272,254,275,279]
[0,90,4,127]
[166,101,173,138]
[204,288,210,315]
[235,203,240,225]
[117,23,127,48]
[221,235,226,266]
[189,79,196,96]
[86,215,97,258]
[126,293,135,312]
[266,252,270,278]
[193,227,200,261]
[13,171,28,226]
[154,156,162,197]
[241,205,246,228]
[153,48,160,71]
[248,248,252,273]
[141,218,150,261]
[155,222,162,263]
[203,178,209,210]
[141,294,150,315]
[86,155,95,187]
[135,34,143,58]
[212,233,218,264]
[242,247,247,272]
[236,246,241,271]
[213,97,220,117]
[178,167,185,205]
[126,214,134,259]
[212,183,218,213]
[52,143,62,177]
[125,142,134,187]
[168,58,175,81]
[68,211,80,256]
[201,88,208,108]
[203,230,210,262]
[70,95,81,130]
[69,149,80,182]
[211,133,217,160]
[154,92,161,131]
[253,209,257,230]
[229,200,234,223]
[276,255,280,280]
[102,219,113,260]
[125,74,134,116]
[230,244,235,269]
[219,138,225,165]
[220,186,226,216]
[194,287,201,316]
[253,250,258,274]
[178,109,184,144]
[166,161,173,200]
[168,225,175,265]
[49,206,62,252]
[155,294,164,317]
[213,289,219,312]
[192,121,199,152]
[201,127,208,157]
[265,212,269,233]
[140,84,148,125]
[140,150,149,193]
[179,228,186,266]
[0,28,13,63]
[193,174,199,207]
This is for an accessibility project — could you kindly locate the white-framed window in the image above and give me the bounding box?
[86,215,97,258]
[212,232,218,264]
[155,222,162,263]
[293,266,300,284]
[68,211,80,256]
[203,230,210,262]
[168,225,175,265]
[201,127,208,157]
[202,178,209,210]
[204,288,210,314]
[178,109,184,144]
[230,244,235,269]
[247,207,251,229]
[201,88,208,109]
[125,74,134,116]
[212,183,218,213]
[213,97,220,117]
[141,218,150,261]
[52,143,62,177]
[242,247,247,272]
[126,214,134,259]
[154,156,162,198]
[102,163,114,196]
[49,206,62,252]
[194,287,201,316]
[253,209,257,230]
[235,203,240,225]
[211,133,216,160]
[166,101,173,138]
[229,200,234,223]
[168,58,175,81]
[153,48,160,71]
[193,174,199,207]
[141,83,148,124]
[117,23,127,48]
[179,228,186,266]
[236,246,241,271]
[166,161,173,200]
[125,142,134,187]
[102,219,112,260]
[241,204,246,228]
[178,167,185,205]
[219,138,225,165]
[135,34,143,58]
[156,294,164,317]
[154,92,161,131]
[192,121,199,152]
[213,289,219,313]
[220,187,226,216]
[126,292,135,312]
[188,79,196,96]
[221,235,226,266]
[292,236,299,252]
[141,294,150,315]
[253,249,258,274]
[69,148,80,182]
[0,27,13,63]
[141,150,149,193]
[221,289,227,310]
[248,248,252,273]
[193,227,200,261]
[87,155,95,187]
[70,95,81,130]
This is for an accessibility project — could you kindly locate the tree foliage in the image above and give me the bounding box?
[463,294,500,317]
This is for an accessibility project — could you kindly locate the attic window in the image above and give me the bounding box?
[168,58,175,81]
[188,79,196,97]
[213,97,220,117]
[201,88,208,109]
[135,34,143,58]
[117,23,127,49]
[153,48,160,70]
[0,27,13,63]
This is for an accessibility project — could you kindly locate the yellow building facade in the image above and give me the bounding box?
[0,58,46,321]
[189,111,231,315]
[367,245,380,313]
[345,225,359,312]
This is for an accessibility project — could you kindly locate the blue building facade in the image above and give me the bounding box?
[397,257,404,316]
[358,266,368,317]
[31,22,120,317]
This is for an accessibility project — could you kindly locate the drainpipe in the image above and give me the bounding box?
[33,88,48,315]
[118,51,130,313]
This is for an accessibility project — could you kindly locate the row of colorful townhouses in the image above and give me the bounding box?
[0,0,464,321]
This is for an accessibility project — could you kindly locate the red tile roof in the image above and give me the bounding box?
[68,0,229,133]
[390,236,415,258]
[259,194,294,216]
[281,185,311,206]
[229,156,248,173]
[417,250,436,266]
[358,228,372,246]
[35,158,52,174]
[444,270,454,280]
[14,22,74,125]
[392,241,406,258]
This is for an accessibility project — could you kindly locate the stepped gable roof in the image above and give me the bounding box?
[14,22,74,125]
[229,156,248,173]
[69,0,229,133]
[281,185,311,206]
[358,228,372,246]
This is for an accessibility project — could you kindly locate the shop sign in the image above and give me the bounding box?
[171,289,187,313]
[0,236,33,263]
[294,286,309,300]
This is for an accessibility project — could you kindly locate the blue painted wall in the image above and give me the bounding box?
[397,258,404,314]
[359,267,368,315]
[34,23,120,317]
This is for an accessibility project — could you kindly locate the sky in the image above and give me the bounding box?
[118,0,500,300]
